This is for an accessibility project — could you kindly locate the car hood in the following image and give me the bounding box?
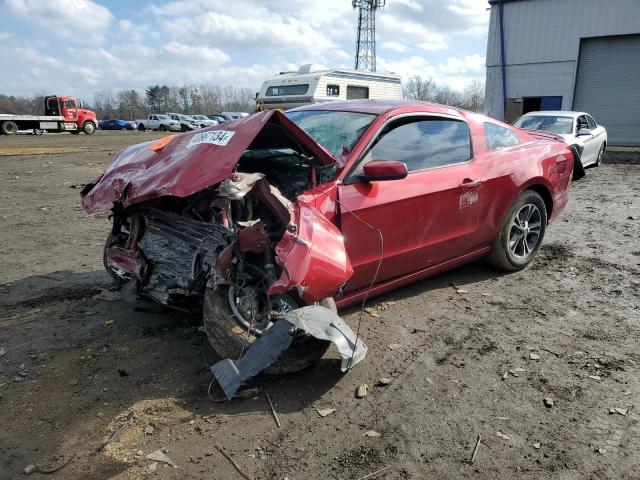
[81,110,337,214]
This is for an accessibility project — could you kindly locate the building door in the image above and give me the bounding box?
[573,34,640,146]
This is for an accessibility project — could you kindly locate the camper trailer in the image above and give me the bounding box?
[256,64,403,110]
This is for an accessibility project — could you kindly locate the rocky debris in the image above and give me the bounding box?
[544,397,554,408]
[533,442,541,449]
[316,408,336,418]
[146,449,176,467]
[377,377,393,386]
[144,425,155,435]
[387,343,401,350]
[356,384,368,398]
[496,431,511,440]
[364,307,380,318]
[363,430,381,437]
[609,407,628,416]
[529,353,541,361]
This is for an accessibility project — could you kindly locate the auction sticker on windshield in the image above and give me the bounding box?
[187,130,235,148]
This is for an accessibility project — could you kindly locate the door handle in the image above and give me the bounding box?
[460,178,481,187]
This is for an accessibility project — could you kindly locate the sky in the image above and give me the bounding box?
[0,0,490,101]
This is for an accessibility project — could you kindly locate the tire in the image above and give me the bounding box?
[203,287,333,374]
[594,142,606,167]
[180,124,188,132]
[159,125,166,132]
[82,122,96,134]
[488,190,547,272]
[138,124,146,131]
[1,121,18,135]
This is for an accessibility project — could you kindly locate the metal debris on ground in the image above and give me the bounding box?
[211,306,367,400]
[355,465,390,480]
[146,449,176,467]
[215,442,254,480]
[23,453,77,475]
[356,384,368,398]
[266,393,281,428]
[470,434,482,463]
[316,408,336,418]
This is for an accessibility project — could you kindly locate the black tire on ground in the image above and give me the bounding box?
[180,125,188,132]
[83,122,96,134]
[138,124,146,131]
[488,190,547,272]
[70,129,80,135]
[1,121,18,135]
[203,287,333,374]
[159,125,166,132]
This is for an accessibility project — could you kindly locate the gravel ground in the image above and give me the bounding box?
[0,131,639,479]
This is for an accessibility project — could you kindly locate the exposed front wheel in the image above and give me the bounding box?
[203,286,333,374]
[82,122,96,134]
[159,125,166,132]
[488,190,547,271]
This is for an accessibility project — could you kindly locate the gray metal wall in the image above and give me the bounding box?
[573,35,640,146]
[484,0,640,125]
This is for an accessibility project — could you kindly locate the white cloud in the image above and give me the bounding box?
[382,41,408,53]
[0,32,11,40]
[161,42,231,66]
[5,0,113,42]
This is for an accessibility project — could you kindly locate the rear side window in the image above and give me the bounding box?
[485,123,520,150]
[368,118,472,172]
[586,116,597,129]
[266,84,309,96]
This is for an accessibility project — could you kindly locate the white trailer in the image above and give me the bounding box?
[256,64,403,110]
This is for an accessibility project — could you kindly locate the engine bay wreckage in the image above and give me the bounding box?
[81,110,367,399]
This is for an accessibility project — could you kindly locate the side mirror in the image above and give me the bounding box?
[360,160,408,182]
[577,128,592,136]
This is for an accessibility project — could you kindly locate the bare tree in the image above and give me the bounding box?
[403,75,437,102]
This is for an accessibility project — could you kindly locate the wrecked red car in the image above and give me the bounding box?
[82,100,574,381]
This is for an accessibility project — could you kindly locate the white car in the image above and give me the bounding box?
[167,113,200,132]
[513,111,607,167]
[191,115,218,128]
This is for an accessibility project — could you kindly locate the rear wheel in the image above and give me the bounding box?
[203,286,333,374]
[159,125,166,132]
[138,124,146,131]
[1,121,18,135]
[488,190,547,271]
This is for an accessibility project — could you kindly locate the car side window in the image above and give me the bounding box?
[484,122,520,150]
[586,116,597,130]
[360,118,471,174]
[151,115,157,120]
[577,115,588,132]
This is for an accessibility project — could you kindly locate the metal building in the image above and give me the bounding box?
[484,0,640,145]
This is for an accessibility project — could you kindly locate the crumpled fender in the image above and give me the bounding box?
[268,199,353,303]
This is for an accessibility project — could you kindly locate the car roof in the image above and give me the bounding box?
[287,99,464,117]
[521,111,588,118]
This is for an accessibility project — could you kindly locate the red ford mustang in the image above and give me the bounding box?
[81,100,574,377]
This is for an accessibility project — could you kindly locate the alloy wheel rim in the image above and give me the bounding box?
[508,203,542,259]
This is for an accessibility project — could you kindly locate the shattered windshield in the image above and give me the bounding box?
[285,110,376,157]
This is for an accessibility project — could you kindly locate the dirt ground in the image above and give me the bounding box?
[0,131,639,480]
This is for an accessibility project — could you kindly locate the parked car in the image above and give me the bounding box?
[191,115,218,128]
[168,113,200,132]
[221,111,250,120]
[81,100,574,379]
[513,111,607,167]
[99,119,137,130]
[207,114,231,123]
[136,114,180,132]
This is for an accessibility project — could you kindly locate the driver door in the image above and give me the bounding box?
[337,115,485,292]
